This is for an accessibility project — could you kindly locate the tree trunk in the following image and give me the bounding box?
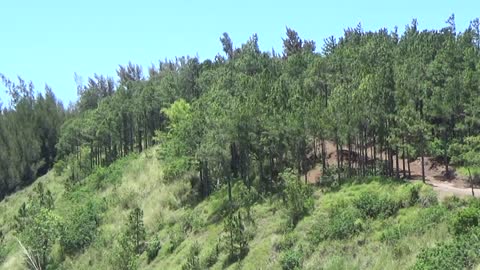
[373,135,377,175]
[421,154,426,183]
[395,147,400,179]
[321,139,326,172]
[402,145,406,178]
[336,140,341,181]
[407,149,411,178]
[468,168,475,197]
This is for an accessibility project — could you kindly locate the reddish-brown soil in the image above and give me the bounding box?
[305,141,479,199]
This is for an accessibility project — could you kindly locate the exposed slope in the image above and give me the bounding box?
[0,147,476,270]
[306,141,480,198]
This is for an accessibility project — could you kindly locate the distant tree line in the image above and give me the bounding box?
[2,15,480,200]
[0,76,65,199]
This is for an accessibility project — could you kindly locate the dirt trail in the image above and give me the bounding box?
[306,141,479,199]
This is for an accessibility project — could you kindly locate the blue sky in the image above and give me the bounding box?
[1,0,479,105]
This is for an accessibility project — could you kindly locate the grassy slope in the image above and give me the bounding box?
[458,166,480,178]
[0,148,469,270]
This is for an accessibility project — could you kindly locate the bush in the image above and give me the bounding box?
[111,207,147,270]
[53,160,67,176]
[0,230,6,265]
[182,242,201,270]
[167,226,185,253]
[146,235,161,263]
[354,192,400,219]
[380,224,405,244]
[443,196,465,210]
[418,205,449,227]
[223,211,249,263]
[380,205,449,245]
[181,209,204,234]
[408,183,421,206]
[280,248,303,270]
[203,242,220,268]
[329,206,363,239]
[281,169,314,227]
[413,228,480,270]
[111,232,139,270]
[275,232,297,252]
[450,207,480,235]
[310,206,362,243]
[60,201,101,255]
[418,186,438,207]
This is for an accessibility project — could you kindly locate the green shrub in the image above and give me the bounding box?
[467,197,480,209]
[223,211,249,263]
[111,232,139,270]
[450,207,480,235]
[15,184,61,270]
[60,200,101,255]
[275,232,297,252]
[53,160,67,176]
[167,226,186,253]
[280,248,303,270]
[418,187,438,207]
[203,242,220,268]
[281,169,314,227]
[354,192,400,219]
[381,205,449,245]
[111,207,146,270]
[443,196,465,210]
[182,242,201,270]
[146,235,161,263]
[309,205,363,244]
[428,138,444,159]
[329,206,363,239]
[0,230,6,265]
[413,228,480,270]
[408,183,421,206]
[380,224,405,244]
[181,209,204,234]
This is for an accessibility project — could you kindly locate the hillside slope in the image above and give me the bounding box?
[1,147,480,270]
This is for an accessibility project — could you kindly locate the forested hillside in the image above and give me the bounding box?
[2,15,480,269]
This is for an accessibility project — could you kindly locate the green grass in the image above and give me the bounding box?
[457,166,480,177]
[0,148,476,270]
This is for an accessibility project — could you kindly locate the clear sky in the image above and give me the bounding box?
[1,0,479,105]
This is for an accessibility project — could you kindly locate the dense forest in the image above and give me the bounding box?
[2,15,480,269]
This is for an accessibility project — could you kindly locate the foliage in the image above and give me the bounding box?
[380,205,449,244]
[125,207,146,254]
[450,207,480,235]
[280,248,303,270]
[282,169,314,227]
[0,230,6,265]
[310,205,363,243]
[111,207,146,270]
[14,183,61,270]
[223,211,249,263]
[4,15,480,270]
[418,186,439,207]
[166,225,186,253]
[413,228,480,270]
[203,242,220,268]
[146,235,161,263]
[156,99,196,181]
[60,200,102,255]
[0,77,65,199]
[353,192,400,219]
[111,232,139,270]
[182,242,201,270]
